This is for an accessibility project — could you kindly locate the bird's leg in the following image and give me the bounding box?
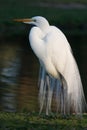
[61,76,67,116]
[55,79,61,114]
[39,67,46,114]
[38,65,43,87]
[60,85,64,114]
[45,75,55,115]
[45,74,50,115]
[63,86,66,116]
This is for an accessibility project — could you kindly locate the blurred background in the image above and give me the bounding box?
[0,0,87,113]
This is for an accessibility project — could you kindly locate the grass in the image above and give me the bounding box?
[0,2,87,130]
[0,112,87,130]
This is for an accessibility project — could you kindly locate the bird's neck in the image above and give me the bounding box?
[29,27,45,60]
[39,22,50,33]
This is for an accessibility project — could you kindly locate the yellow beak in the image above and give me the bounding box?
[13,18,33,23]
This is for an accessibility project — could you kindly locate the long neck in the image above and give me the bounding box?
[38,21,49,33]
[29,27,45,60]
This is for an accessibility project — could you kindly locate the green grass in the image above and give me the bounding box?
[0,112,87,130]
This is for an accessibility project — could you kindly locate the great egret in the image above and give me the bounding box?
[14,16,86,115]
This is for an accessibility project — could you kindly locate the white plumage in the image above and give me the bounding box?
[15,16,87,115]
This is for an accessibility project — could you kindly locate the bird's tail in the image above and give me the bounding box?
[62,51,87,114]
[38,53,87,115]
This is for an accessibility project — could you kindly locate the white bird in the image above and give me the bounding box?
[14,16,86,115]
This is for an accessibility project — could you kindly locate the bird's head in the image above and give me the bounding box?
[14,16,49,31]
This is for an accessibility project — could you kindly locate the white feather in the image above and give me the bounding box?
[28,16,86,115]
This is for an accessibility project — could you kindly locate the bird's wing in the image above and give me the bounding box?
[43,26,71,75]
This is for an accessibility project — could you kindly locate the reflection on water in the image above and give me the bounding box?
[0,43,21,112]
[0,39,39,112]
[0,35,87,113]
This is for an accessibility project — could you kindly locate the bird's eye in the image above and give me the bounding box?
[33,19,36,22]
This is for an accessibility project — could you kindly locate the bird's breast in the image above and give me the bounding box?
[44,58,59,78]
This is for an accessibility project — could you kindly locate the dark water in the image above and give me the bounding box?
[0,34,87,113]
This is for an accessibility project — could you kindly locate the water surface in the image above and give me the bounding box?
[0,34,87,112]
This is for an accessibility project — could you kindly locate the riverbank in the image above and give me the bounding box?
[0,112,87,130]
